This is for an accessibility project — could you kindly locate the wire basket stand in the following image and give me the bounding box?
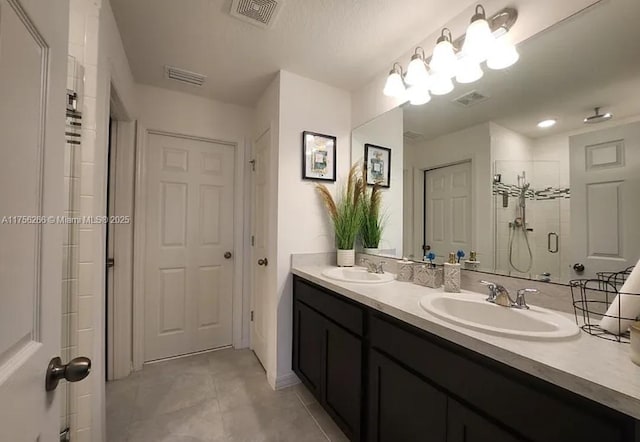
[570,266,636,343]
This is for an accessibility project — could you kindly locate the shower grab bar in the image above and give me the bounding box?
[548,232,559,254]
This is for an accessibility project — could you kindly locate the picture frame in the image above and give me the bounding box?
[302,131,336,181]
[364,144,391,188]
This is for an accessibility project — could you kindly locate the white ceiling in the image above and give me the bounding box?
[110,0,478,106]
[403,0,640,140]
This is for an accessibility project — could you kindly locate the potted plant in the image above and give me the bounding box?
[316,164,363,267]
[360,169,385,254]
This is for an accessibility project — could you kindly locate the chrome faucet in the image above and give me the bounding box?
[514,288,539,309]
[360,258,385,274]
[480,281,539,309]
[480,280,514,307]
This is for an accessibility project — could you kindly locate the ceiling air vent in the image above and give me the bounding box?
[230,0,283,29]
[453,90,489,108]
[164,66,207,87]
[403,131,424,142]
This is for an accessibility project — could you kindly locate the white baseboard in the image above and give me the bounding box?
[269,371,300,390]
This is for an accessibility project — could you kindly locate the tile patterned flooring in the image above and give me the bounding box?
[106,348,349,442]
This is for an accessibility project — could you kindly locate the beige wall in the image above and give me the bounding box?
[273,70,352,387]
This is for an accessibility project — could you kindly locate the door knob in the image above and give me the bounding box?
[573,263,585,273]
[258,258,268,266]
[45,356,91,392]
[224,251,232,259]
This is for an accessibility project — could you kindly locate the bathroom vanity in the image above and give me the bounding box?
[292,267,640,442]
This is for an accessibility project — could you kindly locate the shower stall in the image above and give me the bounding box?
[493,160,566,281]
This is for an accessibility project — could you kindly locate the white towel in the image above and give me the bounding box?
[600,259,640,335]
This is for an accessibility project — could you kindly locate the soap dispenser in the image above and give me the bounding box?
[444,252,461,293]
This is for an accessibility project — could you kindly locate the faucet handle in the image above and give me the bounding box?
[376,261,386,274]
[480,280,496,289]
[479,280,506,302]
[515,288,538,309]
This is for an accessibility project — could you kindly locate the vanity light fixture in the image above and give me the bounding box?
[430,28,458,79]
[461,5,496,62]
[456,56,484,84]
[383,63,406,98]
[407,85,432,105]
[381,5,518,105]
[487,34,519,70]
[429,74,455,96]
[537,119,557,128]
[405,47,431,87]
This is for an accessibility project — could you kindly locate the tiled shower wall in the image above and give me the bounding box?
[493,161,566,281]
[60,56,84,438]
[67,0,101,440]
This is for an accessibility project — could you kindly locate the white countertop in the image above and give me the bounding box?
[292,265,640,420]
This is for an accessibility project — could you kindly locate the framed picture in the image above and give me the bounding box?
[302,131,336,181]
[364,144,391,188]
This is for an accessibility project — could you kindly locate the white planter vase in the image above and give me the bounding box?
[336,249,355,267]
[363,247,381,256]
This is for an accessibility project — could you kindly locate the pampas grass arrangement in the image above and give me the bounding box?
[316,164,364,250]
[360,167,385,249]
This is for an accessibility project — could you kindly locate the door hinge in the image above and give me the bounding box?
[249,159,256,171]
[251,310,254,322]
[251,235,255,246]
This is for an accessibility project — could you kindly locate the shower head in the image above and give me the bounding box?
[584,107,613,124]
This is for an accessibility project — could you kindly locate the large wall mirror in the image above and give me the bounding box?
[351,0,640,284]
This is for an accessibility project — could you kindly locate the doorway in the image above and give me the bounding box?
[423,161,472,262]
[142,131,236,362]
[250,129,271,368]
[105,89,136,381]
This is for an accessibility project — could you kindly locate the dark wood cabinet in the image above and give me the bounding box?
[293,278,364,440]
[292,275,639,442]
[324,320,362,439]
[447,400,523,442]
[293,300,324,397]
[368,349,446,442]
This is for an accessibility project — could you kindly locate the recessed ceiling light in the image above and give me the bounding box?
[537,119,557,128]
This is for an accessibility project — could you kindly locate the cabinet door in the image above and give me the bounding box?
[447,399,524,442]
[369,349,447,442]
[324,320,362,440]
[293,301,324,397]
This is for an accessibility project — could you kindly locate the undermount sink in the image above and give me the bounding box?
[322,267,395,284]
[420,292,580,340]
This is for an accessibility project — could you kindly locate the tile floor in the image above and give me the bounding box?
[106,348,349,442]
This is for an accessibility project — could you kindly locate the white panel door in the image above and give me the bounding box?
[144,133,235,361]
[0,0,69,440]
[570,122,640,278]
[250,130,271,367]
[424,162,472,262]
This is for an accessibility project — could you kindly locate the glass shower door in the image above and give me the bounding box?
[494,160,564,281]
